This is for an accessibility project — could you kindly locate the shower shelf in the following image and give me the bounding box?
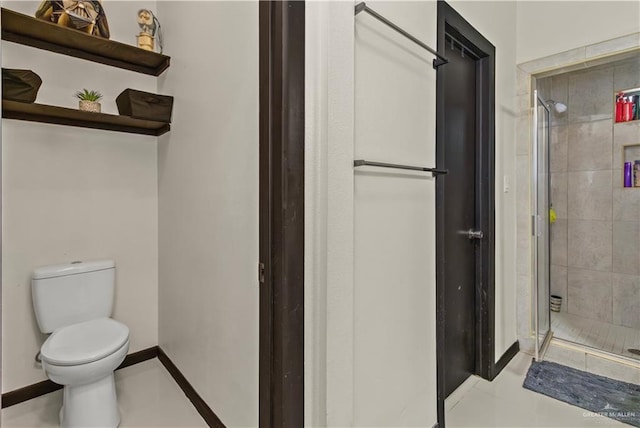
[621,143,640,188]
[615,87,640,124]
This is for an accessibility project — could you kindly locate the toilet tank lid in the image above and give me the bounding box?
[32,260,115,280]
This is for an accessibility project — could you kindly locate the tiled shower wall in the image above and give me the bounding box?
[538,57,640,329]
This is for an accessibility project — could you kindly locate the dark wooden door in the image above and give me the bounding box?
[442,36,478,398]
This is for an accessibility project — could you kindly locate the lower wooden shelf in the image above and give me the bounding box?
[2,100,170,136]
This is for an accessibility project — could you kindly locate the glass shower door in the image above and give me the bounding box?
[532,90,552,360]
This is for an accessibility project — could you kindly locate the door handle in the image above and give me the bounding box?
[459,229,484,240]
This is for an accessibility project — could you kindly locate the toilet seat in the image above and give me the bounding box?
[41,318,129,366]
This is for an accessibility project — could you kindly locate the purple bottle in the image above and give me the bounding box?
[625,162,633,187]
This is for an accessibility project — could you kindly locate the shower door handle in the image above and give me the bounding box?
[459,229,484,240]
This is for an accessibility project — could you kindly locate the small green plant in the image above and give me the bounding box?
[74,89,102,102]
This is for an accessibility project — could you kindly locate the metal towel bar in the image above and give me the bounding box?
[354,160,448,176]
[355,2,448,69]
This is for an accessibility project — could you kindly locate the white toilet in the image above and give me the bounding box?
[32,260,129,428]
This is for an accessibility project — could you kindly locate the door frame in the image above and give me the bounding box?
[435,1,496,426]
[259,1,305,427]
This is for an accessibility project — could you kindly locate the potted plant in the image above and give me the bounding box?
[75,89,103,113]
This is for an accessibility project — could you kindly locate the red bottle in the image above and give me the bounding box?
[622,97,629,122]
[616,94,625,122]
[625,97,634,122]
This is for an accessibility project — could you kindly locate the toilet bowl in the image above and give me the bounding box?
[31,260,129,428]
[40,318,130,428]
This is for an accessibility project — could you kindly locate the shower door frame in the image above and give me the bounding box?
[532,89,553,361]
[515,37,640,367]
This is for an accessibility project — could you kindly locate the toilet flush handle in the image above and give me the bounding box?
[35,350,42,364]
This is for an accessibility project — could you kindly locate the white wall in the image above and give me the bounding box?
[307,2,519,424]
[306,3,357,426]
[156,2,259,427]
[353,1,437,425]
[1,1,158,392]
[516,1,640,64]
[307,2,439,424]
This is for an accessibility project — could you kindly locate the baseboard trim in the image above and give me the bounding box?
[492,340,520,379]
[157,347,225,428]
[1,379,62,409]
[117,345,159,370]
[1,345,159,409]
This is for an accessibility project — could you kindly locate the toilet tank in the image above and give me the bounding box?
[32,260,116,333]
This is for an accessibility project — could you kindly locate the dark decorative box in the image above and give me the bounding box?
[2,68,42,103]
[116,89,173,122]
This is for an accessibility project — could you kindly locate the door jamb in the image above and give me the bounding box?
[259,1,305,427]
[435,1,496,426]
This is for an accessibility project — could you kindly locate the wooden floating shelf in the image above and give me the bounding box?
[1,8,170,76]
[2,100,171,136]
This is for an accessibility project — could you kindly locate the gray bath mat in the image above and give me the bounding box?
[523,360,640,427]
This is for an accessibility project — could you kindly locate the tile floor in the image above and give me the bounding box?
[2,358,207,428]
[552,311,640,361]
[447,352,626,427]
[3,352,631,428]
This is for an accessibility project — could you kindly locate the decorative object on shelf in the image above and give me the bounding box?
[116,89,173,122]
[2,69,42,103]
[75,88,102,113]
[136,9,162,53]
[550,295,562,312]
[35,0,110,39]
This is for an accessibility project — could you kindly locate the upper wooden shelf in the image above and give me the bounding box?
[3,100,171,136]
[1,8,170,76]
